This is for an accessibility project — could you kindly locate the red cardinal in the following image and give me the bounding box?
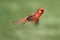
[12,8,44,25]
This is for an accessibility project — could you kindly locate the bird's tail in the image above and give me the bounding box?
[12,18,27,25]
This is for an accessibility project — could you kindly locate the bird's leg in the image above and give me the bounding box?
[22,22,26,28]
[23,22,25,26]
[22,19,27,28]
[35,19,39,26]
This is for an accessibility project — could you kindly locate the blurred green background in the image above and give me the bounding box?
[0,0,60,40]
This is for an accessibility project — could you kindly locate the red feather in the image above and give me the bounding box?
[12,8,44,25]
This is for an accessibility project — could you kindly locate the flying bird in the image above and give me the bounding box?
[12,8,44,26]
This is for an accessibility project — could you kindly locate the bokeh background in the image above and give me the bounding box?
[0,0,60,40]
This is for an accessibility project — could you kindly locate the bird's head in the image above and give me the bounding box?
[37,8,44,14]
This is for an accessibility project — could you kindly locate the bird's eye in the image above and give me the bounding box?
[41,10,44,11]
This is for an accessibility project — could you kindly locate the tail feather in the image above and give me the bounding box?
[12,18,27,25]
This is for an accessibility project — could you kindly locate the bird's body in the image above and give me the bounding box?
[13,8,44,25]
